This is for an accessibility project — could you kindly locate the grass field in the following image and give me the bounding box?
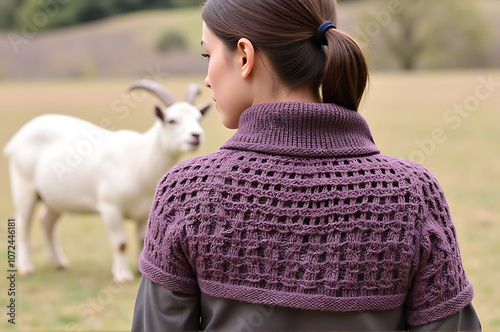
[0,70,499,330]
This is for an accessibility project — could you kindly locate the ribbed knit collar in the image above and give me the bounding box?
[220,102,380,157]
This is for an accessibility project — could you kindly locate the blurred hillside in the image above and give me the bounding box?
[0,0,202,31]
[0,7,206,79]
[0,1,499,80]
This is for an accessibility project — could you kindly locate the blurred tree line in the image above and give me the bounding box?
[358,0,493,70]
[0,0,202,31]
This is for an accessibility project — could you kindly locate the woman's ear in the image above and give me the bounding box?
[236,38,255,79]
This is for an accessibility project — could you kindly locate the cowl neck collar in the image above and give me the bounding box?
[220,102,380,157]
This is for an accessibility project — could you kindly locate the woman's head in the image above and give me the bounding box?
[201,0,368,113]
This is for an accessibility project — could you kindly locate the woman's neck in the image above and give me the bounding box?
[252,84,321,106]
[250,53,321,105]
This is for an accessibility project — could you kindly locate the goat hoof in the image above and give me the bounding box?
[55,262,70,270]
[18,264,35,276]
[113,270,134,284]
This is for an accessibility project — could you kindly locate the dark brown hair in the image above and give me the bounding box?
[202,0,368,111]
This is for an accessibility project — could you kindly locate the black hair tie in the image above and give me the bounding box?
[315,21,336,46]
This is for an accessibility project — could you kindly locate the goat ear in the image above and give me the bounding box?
[154,105,165,122]
[197,101,212,117]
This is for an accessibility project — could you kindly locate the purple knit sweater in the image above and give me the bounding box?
[139,102,473,326]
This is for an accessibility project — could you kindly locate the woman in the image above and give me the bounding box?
[132,0,481,330]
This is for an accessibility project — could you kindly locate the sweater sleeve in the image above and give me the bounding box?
[138,170,200,294]
[409,303,481,331]
[405,169,474,326]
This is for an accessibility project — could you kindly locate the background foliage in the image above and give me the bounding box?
[0,0,498,76]
[358,0,493,70]
[0,0,203,31]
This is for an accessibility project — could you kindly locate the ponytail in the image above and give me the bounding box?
[202,0,369,111]
[321,30,369,111]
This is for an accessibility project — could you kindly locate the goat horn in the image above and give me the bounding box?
[129,79,177,107]
[184,84,201,105]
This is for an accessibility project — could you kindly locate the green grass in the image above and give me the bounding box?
[1,70,499,330]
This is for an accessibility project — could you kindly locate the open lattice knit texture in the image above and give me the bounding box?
[140,102,473,326]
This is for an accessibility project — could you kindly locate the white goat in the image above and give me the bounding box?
[3,80,211,283]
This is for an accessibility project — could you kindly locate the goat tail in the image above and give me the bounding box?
[3,129,22,157]
[3,137,14,157]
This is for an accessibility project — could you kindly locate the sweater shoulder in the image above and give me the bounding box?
[369,155,449,211]
[156,150,231,188]
[377,155,442,186]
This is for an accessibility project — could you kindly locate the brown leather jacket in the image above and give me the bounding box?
[132,277,481,331]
